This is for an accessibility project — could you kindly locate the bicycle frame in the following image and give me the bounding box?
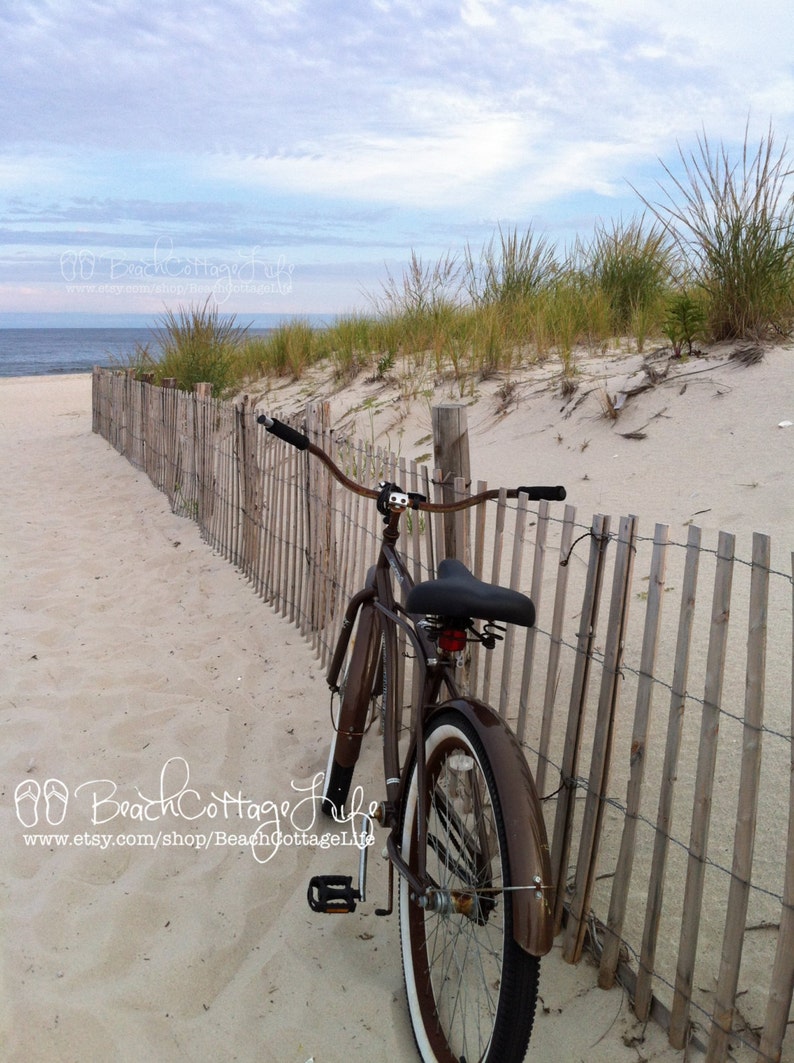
[327,500,553,956]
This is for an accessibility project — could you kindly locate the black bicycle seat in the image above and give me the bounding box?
[406,558,535,628]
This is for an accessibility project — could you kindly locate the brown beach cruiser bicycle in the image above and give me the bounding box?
[258,414,567,1063]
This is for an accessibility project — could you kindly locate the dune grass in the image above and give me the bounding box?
[640,125,794,340]
[575,217,675,345]
[147,300,247,395]
[131,128,792,396]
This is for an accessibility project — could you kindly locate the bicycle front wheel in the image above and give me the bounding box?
[399,710,540,1063]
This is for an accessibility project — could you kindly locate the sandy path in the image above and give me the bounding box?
[0,371,726,1062]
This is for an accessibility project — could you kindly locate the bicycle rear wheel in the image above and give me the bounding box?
[399,710,540,1063]
[321,605,383,818]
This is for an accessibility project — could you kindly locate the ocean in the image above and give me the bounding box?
[0,328,157,377]
[0,326,277,378]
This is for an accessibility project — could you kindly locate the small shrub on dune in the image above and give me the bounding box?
[663,290,708,358]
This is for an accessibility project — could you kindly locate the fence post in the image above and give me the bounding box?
[304,401,331,655]
[234,395,259,577]
[123,368,135,458]
[707,533,770,1060]
[635,523,702,1022]
[669,530,736,1049]
[432,404,471,562]
[563,514,638,963]
[191,382,213,532]
[516,498,550,745]
[550,513,611,933]
[599,523,669,988]
[535,503,576,797]
[757,550,794,1063]
[498,491,530,717]
[480,487,508,705]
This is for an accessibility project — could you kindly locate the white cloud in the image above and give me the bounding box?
[205,113,527,210]
[0,0,792,315]
[460,0,498,28]
[0,151,85,195]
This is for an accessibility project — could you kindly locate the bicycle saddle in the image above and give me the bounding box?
[406,558,535,628]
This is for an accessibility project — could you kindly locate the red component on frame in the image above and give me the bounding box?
[438,628,467,653]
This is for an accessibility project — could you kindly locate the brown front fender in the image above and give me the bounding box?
[428,698,554,957]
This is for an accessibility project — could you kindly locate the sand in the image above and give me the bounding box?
[2,347,792,1062]
[252,341,794,559]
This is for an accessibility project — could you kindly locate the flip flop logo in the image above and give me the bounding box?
[14,779,69,827]
[59,250,96,282]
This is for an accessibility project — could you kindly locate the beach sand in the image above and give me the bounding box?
[2,350,791,1062]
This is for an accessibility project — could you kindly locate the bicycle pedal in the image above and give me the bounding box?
[307,875,361,914]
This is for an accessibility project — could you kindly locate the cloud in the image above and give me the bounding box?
[3,0,790,160]
[204,108,531,211]
[0,0,792,315]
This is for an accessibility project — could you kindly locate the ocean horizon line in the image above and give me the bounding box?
[0,311,338,330]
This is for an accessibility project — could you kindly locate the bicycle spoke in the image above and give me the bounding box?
[426,830,479,891]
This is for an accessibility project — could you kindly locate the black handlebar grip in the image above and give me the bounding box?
[256,415,310,451]
[517,485,567,501]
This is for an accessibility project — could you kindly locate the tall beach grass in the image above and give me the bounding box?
[130,128,792,396]
[145,300,247,395]
[640,125,794,340]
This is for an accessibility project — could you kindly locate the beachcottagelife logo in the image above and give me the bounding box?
[59,237,294,305]
[13,757,374,863]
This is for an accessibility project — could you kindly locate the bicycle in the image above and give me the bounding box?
[257,413,567,1063]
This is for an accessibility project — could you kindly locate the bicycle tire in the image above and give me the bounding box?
[399,710,540,1063]
[322,605,383,818]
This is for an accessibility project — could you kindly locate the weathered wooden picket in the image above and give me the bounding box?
[92,369,794,1063]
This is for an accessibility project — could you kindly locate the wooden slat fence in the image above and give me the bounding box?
[92,369,794,1063]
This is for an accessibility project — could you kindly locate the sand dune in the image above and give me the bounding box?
[3,347,791,1061]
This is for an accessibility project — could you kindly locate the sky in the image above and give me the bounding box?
[1,0,793,326]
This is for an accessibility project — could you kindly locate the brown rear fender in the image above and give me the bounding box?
[427,698,554,957]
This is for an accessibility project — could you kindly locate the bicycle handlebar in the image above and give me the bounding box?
[516,485,567,502]
[258,414,310,451]
[256,414,566,508]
